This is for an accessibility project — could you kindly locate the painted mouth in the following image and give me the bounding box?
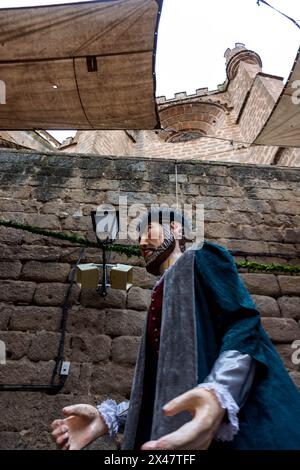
[143,248,155,259]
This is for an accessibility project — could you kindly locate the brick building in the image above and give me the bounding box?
[61,43,300,167]
[1,43,299,167]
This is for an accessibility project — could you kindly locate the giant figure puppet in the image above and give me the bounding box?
[51,208,300,450]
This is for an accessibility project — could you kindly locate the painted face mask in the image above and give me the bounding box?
[144,224,176,276]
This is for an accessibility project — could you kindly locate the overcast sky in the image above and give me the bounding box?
[1,0,299,141]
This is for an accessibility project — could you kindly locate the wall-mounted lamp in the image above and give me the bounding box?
[91,207,118,297]
[91,208,119,244]
[76,208,133,297]
[76,262,133,293]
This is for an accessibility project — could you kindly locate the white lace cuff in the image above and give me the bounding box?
[96,399,129,438]
[96,399,119,438]
[197,382,239,442]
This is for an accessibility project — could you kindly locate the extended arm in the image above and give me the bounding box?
[51,400,129,450]
[140,351,256,450]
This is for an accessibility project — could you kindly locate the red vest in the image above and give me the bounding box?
[147,279,164,356]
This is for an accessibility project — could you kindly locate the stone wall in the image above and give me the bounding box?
[0,148,299,449]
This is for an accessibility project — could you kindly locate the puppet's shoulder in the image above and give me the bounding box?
[193,240,232,258]
[192,241,236,272]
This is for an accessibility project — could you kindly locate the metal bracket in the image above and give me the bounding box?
[60,361,71,376]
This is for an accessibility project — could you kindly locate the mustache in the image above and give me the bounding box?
[141,245,156,252]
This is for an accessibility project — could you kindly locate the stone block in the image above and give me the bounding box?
[80,288,126,309]
[157,194,181,206]
[205,223,242,239]
[0,261,22,280]
[277,296,300,321]
[105,309,146,337]
[40,201,73,215]
[229,199,272,214]
[9,306,61,332]
[194,197,228,211]
[85,178,119,191]
[203,210,225,223]
[67,307,106,334]
[0,432,23,450]
[3,245,61,262]
[0,280,36,303]
[206,166,229,176]
[0,185,32,199]
[28,331,62,362]
[284,229,300,244]
[261,317,300,343]
[268,243,298,257]
[246,188,284,200]
[241,273,280,297]
[251,295,281,317]
[169,174,188,183]
[0,331,32,360]
[200,185,243,197]
[70,334,111,362]
[215,239,270,254]
[132,267,157,289]
[34,283,80,306]
[21,261,71,283]
[91,363,133,397]
[106,191,157,205]
[242,226,283,243]
[189,175,231,185]
[181,184,200,196]
[272,201,300,215]
[127,286,151,311]
[251,213,291,228]
[119,180,150,192]
[24,214,61,230]
[0,226,23,245]
[0,359,56,386]
[60,215,91,231]
[0,304,11,330]
[111,336,141,364]
[0,389,88,436]
[278,276,300,296]
[59,247,89,264]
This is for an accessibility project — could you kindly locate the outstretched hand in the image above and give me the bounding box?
[141,387,225,450]
[51,404,108,450]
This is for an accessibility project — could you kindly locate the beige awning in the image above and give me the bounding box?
[255,46,300,147]
[0,0,162,130]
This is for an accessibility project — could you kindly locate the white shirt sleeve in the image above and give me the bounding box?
[197,350,256,441]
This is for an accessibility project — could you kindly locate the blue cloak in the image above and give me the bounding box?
[195,242,300,449]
